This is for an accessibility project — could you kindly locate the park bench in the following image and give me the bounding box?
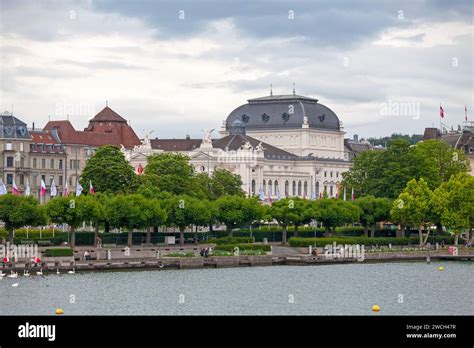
[38,240,52,246]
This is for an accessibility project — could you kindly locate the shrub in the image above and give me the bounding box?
[44,248,74,257]
[214,244,271,252]
[288,235,456,247]
[163,251,196,257]
[207,237,254,244]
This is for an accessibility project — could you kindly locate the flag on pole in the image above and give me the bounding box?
[89,180,95,194]
[267,191,272,204]
[40,179,47,196]
[75,180,83,196]
[63,184,69,197]
[310,189,316,200]
[439,104,445,118]
[465,105,468,121]
[12,179,20,195]
[258,188,265,201]
[137,163,144,175]
[351,187,355,201]
[343,186,347,201]
[276,187,282,200]
[50,179,57,197]
[24,180,31,196]
[0,181,7,195]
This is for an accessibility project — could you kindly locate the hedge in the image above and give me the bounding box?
[44,248,74,257]
[207,237,254,244]
[288,235,456,247]
[214,244,272,252]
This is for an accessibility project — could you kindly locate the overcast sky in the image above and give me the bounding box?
[1,0,472,139]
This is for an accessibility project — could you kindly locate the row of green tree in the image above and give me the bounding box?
[1,171,471,247]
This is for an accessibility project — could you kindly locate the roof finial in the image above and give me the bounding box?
[270,84,273,97]
[106,100,108,107]
[293,83,296,95]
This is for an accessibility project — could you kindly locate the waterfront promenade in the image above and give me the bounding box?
[2,244,472,274]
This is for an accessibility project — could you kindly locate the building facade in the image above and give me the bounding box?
[0,106,141,200]
[124,93,354,199]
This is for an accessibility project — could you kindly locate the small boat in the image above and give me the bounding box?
[36,269,43,276]
[8,271,18,278]
[68,268,75,274]
[23,270,31,277]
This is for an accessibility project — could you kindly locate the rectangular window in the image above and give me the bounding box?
[33,158,37,168]
[20,175,24,185]
[41,159,46,169]
[59,175,63,186]
[6,143,12,151]
[32,174,38,186]
[6,156,14,167]
[59,160,63,170]
[6,174,13,185]
[50,159,54,169]
[20,157,25,167]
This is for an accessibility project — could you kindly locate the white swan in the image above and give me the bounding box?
[36,269,43,276]
[12,283,19,287]
[56,269,60,275]
[0,271,6,278]
[8,270,18,278]
[68,268,75,274]
[23,270,30,277]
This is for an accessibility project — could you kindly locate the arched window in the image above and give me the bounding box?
[292,181,296,196]
[285,180,289,196]
[303,181,308,196]
[268,180,272,196]
[316,182,320,197]
[251,180,256,195]
[263,180,266,194]
[274,180,279,195]
[330,186,334,197]
[298,181,302,196]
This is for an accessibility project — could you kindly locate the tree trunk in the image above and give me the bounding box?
[418,226,423,246]
[294,225,299,238]
[396,225,404,238]
[364,226,369,237]
[282,225,288,245]
[127,228,133,247]
[436,223,443,235]
[370,225,376,238]
[454,234,459,246]
[324,226,331,237]
[179,227,185,246]
[104,221,110,233]
[70,227,76,248]
[146,226,151,244]
[7,224,14,244]
[423,227,431,245]
[94,222,99,247]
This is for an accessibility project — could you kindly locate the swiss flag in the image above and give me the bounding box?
[439,104,445,118]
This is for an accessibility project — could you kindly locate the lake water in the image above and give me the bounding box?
[1,262,472,315]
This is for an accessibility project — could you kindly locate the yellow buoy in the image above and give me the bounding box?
[55,308,64,315]
[438,266,444,271]
[372,305,380,312]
